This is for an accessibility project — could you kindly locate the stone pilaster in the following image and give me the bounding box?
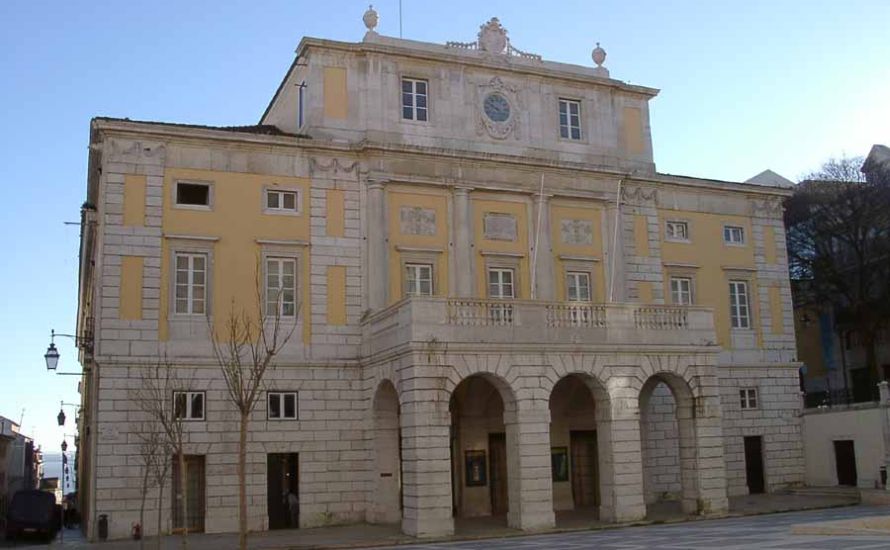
[691,387,729,514]
[532,194,554,301]
[603,202,625,302]
[504,405,555,531]
[366,179,388,310]
[399,393,454,537]
[600,382,646,522]
[452,186,474,297]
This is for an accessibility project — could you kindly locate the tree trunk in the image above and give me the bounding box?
[139,463,150,550]
[178,451,188,549]
[866,332,881,390]
[156,477,164,550]
[238,411,248,550]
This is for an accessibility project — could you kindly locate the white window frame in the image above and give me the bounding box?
[405,262,434,297]
[173,391,206,421]
[724,225,746,245]
[173,252,208,316]
[665,220,690,242]
[401,77,429,122]
[173,181,213,210]
[264,187,302,215]
[739,387,758,410]
[265,256,298,318]
[670,276,693,305]
[488,267,515,299]
[566,271,592,302]
[558,98,582,141]
[729,280,752,329]
[267,391,299,420]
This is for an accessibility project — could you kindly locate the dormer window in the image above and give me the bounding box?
[401,78,428,121]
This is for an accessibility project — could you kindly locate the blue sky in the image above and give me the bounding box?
[0,0,887,451]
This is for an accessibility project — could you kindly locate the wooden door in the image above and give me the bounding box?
[570,430,599,508]
[744,436,765,494]
[834,440,857,486]
[172,455,205,533]
[489,433,508,515]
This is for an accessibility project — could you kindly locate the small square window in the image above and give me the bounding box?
[724,225,745,244]
[670,277,693,305]
[173,391,205,421]
[739,388,758,409]
[268,392,299,420]
[401,78,428,122]
[176,182,210,207]
[265,189,300,214]
[405,263,433,297]
[666,220,689,241]
[566,271,591,302]
[558,98,582,140]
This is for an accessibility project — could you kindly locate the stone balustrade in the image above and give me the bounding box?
[363,298,716,356]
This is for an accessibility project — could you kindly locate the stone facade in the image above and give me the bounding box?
[74,13,803,542]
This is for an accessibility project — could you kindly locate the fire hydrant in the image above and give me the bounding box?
[132,522,142,540]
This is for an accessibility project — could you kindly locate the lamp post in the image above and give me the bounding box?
[60,439,68,542]
[44,329,92,375]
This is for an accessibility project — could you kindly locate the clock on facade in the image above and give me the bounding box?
[483,93,511,122]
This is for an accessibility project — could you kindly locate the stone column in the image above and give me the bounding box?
[452,186,474,297]
[400,389,454,537]
[604,202,625,302]
[599,381,645,522]
[532,194,554,301]
[690,387,729,514]
[367,179,387,310]
[504,404,555,530]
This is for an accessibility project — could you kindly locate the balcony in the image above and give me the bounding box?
[363,298,717,357]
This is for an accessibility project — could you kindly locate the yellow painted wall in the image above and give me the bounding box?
[326,189,345,237]
[634,214,649,257]
[323,67,348,120]
[764,225,777,264]
[472,195,530,299]
[550,201,606,302]
[795,305,826,376]
[620,106,644,155]
[327,266,347,325]
[386,186,450,303]
[660,210,759,348]
[638,281,653,304]
[119,256,143,320]
[123,175,146,226]
[159,168,312,344]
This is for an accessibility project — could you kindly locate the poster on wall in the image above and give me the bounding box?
[465,450,487,486]
[551,447,568,482]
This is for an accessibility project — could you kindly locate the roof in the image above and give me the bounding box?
[91,117,308,139]
[862,144,890,175]
[745,169,795,188]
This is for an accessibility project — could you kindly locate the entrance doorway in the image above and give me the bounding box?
[743,436,765,494]
[172,455,205,533]
[489,433,508,515]
[834,440,857,486]
[370,380,402,524]
[570,430,599,508]
[267,453,299,529]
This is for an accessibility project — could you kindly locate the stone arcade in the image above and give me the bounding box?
[74,10,803,541]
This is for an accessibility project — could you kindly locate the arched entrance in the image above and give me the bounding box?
[549,374,610,520]
[449,374,515,521]
[369,380,402,524]
[639,374,697,516]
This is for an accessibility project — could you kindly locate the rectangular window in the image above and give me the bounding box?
[666,220,689,241]
[266,257,297,318]
[401,78,428,121]
[405,263,433,297]
[174,253,207,315]
[268,392,298,420]
[176,182,210,207]
[739,388,758,409]
[488,268,515,299]
[729,280,751,329]
[173,391,205,421]
[558,98,582,140]
[265,189,300,213]
[724,225,745,244]
[566,271,591,302]
[670,277,693,305]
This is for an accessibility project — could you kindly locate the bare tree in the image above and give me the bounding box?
[132,358,190,549]
[786,155,890,387]
[134,423,169,550]
[209,265,296,550]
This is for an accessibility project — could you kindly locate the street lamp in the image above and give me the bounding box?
[44,342,60,371]
[43,329,92,375]
[57,402,79,427]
